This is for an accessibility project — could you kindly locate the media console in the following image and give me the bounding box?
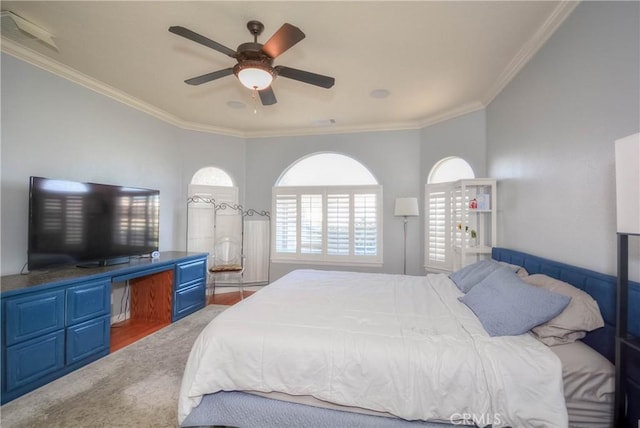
[0,251,208,404]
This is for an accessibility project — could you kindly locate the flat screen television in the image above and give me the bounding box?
[28,176,160,271]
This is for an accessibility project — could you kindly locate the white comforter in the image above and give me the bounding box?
[178,270,568,427]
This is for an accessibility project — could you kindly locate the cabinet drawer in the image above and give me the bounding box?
[66,315,110,365]
[176,260,206,288]
[5,289,65,346]
[174,282,205,320]
[6,330,65,391]
[67,279,110,325]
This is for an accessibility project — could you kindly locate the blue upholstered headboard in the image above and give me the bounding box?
[492,247,640,363]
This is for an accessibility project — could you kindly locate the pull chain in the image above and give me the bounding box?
[252,87,258,114]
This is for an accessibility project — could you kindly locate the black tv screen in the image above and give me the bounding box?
[28,176,160,270]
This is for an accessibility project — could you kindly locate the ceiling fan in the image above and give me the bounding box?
[169,20,335,106]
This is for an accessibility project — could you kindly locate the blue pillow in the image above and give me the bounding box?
[450,260,503,293]
[459,267,571,336]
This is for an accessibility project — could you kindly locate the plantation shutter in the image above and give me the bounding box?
[272,186,382,265]
[425,182,452,273]
[300,194,323,254]
[327,193,350,255]
[354,193,377,256]
[275,193,297,254]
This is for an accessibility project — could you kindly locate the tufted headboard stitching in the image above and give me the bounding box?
[492,247,640,363]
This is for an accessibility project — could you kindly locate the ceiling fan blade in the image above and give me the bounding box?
[259,87,277,105]
[262,23,305,59]
[169,26,237,58]
[185,68,234,85]
[275,66,335,89]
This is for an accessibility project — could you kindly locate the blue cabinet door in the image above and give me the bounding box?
[66,315,110,364]
[67,279,110,325]
[176,259,206,289]
[5,289,65,346]
[5,330,65,391]
[174,282,205,321]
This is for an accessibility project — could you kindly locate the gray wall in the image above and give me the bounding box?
[0,53,245,275]
[420,109,487,183]
[487,1,640,281]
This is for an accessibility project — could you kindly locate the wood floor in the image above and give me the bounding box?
[110,319,169,353]
[110,290,252,352]
[208,290,254,305]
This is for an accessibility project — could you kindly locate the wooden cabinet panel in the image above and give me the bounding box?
[130,270,173,323]
[66,315,110,364]
[174,282,205,321]
[176,260,206,289]
[67,279,110,325]
[5,290,65,346]
[5,330,64,391]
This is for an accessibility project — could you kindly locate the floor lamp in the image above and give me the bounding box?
[394,197,419,275]
[613,132,640,426]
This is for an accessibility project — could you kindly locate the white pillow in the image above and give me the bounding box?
[523,274,604,346]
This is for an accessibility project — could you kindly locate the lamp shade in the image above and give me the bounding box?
[237,67,273,90]
[234,61,275,90]
[615,133,640,234]
[394,197,419,217]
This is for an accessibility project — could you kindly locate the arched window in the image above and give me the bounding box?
[277,153,377,186]
[191,166,234,187]
[428,157,475,184]
[273,153,382,265]
[188,166,237,204]
[425,157,476,272]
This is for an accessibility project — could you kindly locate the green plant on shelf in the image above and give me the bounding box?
[457,223,477,239]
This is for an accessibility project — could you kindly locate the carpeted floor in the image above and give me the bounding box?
[1,305,228,428]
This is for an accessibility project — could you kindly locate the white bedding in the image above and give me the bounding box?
[178,270,568,427]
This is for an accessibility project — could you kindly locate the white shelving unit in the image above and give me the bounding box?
[451,179,497,270]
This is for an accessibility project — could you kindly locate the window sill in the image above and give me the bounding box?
[271,258,383,268]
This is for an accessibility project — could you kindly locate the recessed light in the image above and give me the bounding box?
[226,100,246,109]
[370,89,390,99]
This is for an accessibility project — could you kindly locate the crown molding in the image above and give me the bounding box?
[2,37,481,139]
[0,38,247,138]
[481,0,580,105]
[416,101,486,130]
[242,119,426,139]
[4,2,570,143]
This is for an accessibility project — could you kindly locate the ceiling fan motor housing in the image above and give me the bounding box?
[234,41,276,88]
[236,42,270,61]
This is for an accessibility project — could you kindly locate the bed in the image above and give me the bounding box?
[178,248,640,427]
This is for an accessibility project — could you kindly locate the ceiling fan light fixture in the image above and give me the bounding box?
[234,61,275,90]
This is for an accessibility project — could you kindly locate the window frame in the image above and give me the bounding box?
[272,185,383,266]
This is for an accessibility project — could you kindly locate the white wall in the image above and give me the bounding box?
[0,53,245,275]
[487,1,640,281]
